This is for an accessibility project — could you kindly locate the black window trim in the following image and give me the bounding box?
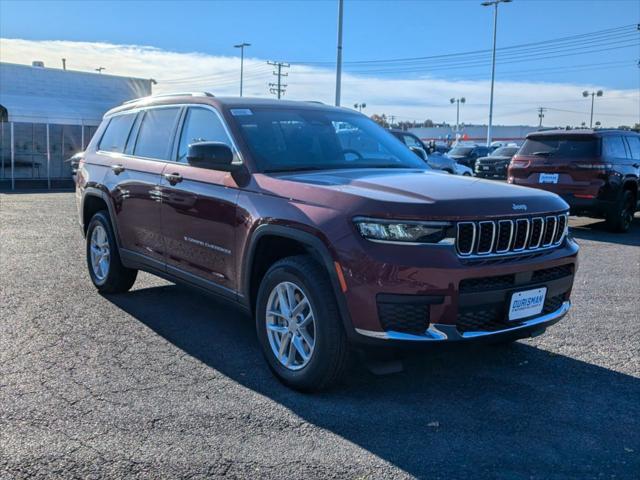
[93,103,243,166]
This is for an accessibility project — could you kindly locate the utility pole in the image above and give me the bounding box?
[268,61,290,99]
[582,90,603,128]
[537,107,547,128]
[450,97,466,134]
[234,42,251,97]
[481,0,512,147]
[389,115,396,127]
[335,0,344,106]
[62,58,66,70]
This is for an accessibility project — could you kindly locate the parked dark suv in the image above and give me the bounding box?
[508,129,640,232]
[475,145,519,179]
[76,94,578,391]
[447,144,491,169]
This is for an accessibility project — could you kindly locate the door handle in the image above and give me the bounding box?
[111,164,125,175]
[163,172,183,185]
[633,163,640,168]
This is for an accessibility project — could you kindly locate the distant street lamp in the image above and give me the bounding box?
[450,97,466,133]
[481,0,512,147]
[95,66,105,74]
[234,42,251,97]
[582,89,603,128]
[354,102,366,113]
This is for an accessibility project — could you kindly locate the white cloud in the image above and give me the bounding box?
[1,37,638,127]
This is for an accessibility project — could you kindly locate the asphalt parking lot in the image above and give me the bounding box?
[1,191,639,479]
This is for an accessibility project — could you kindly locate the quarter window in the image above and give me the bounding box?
[99,114,136,153]
[133,108,181,160]
[177,108,234,163]
[624,136,640,160]
[602,136,628,159]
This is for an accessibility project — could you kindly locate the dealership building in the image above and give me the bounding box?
[0,62,153,189]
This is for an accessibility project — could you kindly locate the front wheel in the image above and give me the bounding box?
[606,190,635,233]
[255,255,349,392]
[86,211,137,293]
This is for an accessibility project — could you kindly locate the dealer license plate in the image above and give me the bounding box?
[539,173,558,184]
[508,287,547,321]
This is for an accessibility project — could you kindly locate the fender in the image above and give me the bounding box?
[81,186,123,248]
[241,224,357,338]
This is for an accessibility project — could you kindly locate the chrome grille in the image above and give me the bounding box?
[456,213,568,258]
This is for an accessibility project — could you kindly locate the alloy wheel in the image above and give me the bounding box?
[265,281,316,371]
[90,224,111,282]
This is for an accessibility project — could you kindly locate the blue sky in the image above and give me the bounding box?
[1,0,639,126]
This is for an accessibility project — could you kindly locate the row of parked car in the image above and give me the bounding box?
[391,127,640,233]
[389,129,522,179]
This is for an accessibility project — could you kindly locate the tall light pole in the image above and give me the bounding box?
[582,90,603,128]
[450,97,466,134]
[481,0,511,147]
[234,42,251,97]
[335,0,344,106]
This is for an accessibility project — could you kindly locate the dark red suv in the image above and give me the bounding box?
[76,94,579,391]
[508,129,640,232]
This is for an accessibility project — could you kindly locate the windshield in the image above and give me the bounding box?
[519,136,599,158]
[229,108,426,172]
[491,147,519,157]
[448,147,473,156]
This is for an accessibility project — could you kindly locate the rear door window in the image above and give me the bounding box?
[133,107,181,160]
[519,136,598,158]
[602,135,628,159]
[99,113,137,153]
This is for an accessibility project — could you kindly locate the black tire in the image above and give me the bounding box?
[86,211,137,293]
[606,190,635,233]
[255,255,349,392]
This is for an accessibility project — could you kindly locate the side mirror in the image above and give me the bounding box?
[409,146,427,161]
[187,142,239,171]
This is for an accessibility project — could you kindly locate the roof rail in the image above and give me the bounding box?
[123,92,214,105]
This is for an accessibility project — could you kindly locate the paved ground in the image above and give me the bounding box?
[1,192,639,479]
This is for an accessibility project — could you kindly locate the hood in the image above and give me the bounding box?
[259,168,568,219]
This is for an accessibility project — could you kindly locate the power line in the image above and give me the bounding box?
[268,61,290,99]
[292,24,636,66]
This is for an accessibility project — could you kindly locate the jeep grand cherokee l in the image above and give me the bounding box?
[76,94,578,391]
[508,129,640,232]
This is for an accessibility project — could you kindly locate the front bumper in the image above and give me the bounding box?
[335,232,578,344]
[475,163,508,178]
[355,301,570,342]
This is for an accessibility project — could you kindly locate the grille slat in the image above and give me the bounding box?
[456,214,567,258]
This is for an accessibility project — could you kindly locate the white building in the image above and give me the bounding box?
[0,62,152,189]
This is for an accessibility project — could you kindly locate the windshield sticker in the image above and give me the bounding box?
[230,109,253,116]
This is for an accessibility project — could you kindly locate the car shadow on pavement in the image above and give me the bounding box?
[569,215,640,247]
[107,284,640,478]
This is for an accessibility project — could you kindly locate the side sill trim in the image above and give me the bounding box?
[355,301,570,342]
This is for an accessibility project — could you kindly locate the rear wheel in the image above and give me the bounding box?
[86,211,137,293]
[255,255,349,392]
[606,190,635,233]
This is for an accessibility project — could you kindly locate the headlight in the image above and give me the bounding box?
[354,217,454,244]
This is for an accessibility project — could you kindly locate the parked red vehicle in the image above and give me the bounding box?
[508,129,640,232]
[76,94,578,391]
